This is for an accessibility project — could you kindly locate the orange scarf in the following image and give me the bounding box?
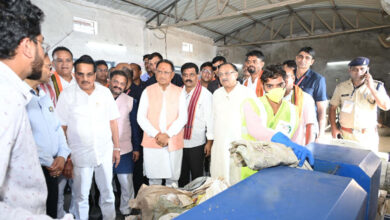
[244,70,264,97]
[51,72,63,100]
[292,85,304,119]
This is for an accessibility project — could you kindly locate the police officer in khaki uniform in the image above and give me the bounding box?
[329,57,390,153]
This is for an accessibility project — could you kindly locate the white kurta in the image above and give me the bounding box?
[244,76,259,94]
[56,83,120,167]
[211,84,256,183]
[137,85,187,179]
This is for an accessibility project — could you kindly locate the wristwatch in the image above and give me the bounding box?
[113,147,121,152]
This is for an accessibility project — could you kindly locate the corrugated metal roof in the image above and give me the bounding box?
[83,0,387,42]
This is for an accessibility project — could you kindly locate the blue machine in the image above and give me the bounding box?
[177,144,380,220]
[307,143,381,220]
[177,166,367,220]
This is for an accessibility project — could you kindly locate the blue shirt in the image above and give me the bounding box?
[140,73,150,82]
[26,87,71,167]
[295,69,327,102]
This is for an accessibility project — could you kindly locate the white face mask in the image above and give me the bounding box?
[265,87,286,103]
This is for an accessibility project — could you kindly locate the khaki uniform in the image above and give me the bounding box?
[330,79,387,152]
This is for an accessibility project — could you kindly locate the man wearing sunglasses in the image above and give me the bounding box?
[207,56,226,94]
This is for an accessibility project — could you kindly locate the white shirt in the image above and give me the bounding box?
[245,76,259,94]
[56,83,120,167]
[284,89,317,145]
[49,73,75,90]
[0,62,51,219]
[184,86,214,148]
[137,84,187,139]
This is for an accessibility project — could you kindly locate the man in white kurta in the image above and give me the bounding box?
[50,46,76,94]
[49,46,77,218]
[137,60,187,187]
[56,55,120,220]
[211,63,256,184]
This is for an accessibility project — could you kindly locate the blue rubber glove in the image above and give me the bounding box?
[271,132,314,167]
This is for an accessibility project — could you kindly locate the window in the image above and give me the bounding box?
[73,17,98,35]
[182,42,193,53]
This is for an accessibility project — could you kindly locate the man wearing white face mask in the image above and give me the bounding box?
[240,65,314,179]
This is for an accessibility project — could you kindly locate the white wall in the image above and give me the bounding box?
[145,28,217,68]
[32,0,216,70]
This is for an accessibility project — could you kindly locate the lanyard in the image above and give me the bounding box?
[351,81,365,97]
[296,75,306,86]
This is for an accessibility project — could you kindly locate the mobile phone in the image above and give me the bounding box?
[337,133,343,139]
[360,71,367,80]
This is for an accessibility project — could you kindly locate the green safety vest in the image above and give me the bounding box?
[240,96,299,179]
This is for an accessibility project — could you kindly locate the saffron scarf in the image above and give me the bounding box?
[51,72,63,100]
[244,70,264,97]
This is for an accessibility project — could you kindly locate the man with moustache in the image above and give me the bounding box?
[109,70,140,216]
[329,57,390,154]
[115,62,143,101]
[25,53,72,218]
[50,46,75,101]
[0,0,73,218]
[282,60,316,145]
[199,62,213,88]
[178,63,213,187]
[95,60,109,87]
[143,52,183,88]
[56,55,120,220]
[115,63,145,195]
[243,50,265,97]
[211,63,256,184]
[207,56,226,94]
[51,47,76,219]
[137,59,187,187]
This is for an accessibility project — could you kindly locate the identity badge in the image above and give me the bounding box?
[341,100,354,113]
[275,120,292,136]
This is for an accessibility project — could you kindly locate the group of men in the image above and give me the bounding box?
[1,1,390,220]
